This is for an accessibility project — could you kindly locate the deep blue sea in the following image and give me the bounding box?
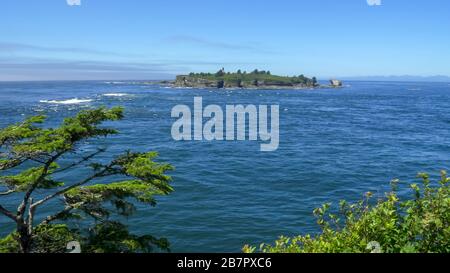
[1,81,450,252]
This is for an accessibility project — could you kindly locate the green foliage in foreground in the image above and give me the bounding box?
[0,107,173,253]
[244,172,450,253]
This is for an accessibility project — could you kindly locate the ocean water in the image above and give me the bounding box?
[1,80,450,252]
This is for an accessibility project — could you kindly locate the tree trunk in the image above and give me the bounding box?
[17,223,32,253]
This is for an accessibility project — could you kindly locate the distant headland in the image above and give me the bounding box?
[163,68,343,89]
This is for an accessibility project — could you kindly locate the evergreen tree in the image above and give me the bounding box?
[0,107,173,253]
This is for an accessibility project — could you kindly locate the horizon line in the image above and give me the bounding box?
[1,78,449,84]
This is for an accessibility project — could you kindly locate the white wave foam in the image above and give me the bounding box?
[40,98,93,105]
[104,81,126,85]
[102,93,130,97]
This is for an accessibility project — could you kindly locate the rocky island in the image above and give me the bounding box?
[171,68,342,89]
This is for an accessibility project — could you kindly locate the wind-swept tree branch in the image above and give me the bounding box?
[53,148,106,175]
[17,150,67,217]
[0,190,15,196]
[0,204,17,222]
[31,165,117,209]
[0,158,27,171]
[27,198,35,235]
[40,205,75,226]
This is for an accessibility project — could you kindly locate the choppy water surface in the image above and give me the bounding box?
[1,81,450,252]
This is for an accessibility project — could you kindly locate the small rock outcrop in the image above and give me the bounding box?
[330,79,343,87]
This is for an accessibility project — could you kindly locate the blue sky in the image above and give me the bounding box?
[1,0,450,81]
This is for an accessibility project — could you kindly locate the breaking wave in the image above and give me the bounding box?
[39,98,93,105]
[102,93,130,97]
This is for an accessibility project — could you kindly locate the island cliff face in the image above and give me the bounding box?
[330,79,343,87]
[174,69,322,89]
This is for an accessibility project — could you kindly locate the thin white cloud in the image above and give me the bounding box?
[0,42,141,58]
[0,58,176,81]
[164,35,277,54]
[367,0,382,6]
[0,55,263,81]
[166,35,254,51]
[66,0,81,6]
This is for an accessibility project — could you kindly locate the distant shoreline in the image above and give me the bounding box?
[159,81,344,90]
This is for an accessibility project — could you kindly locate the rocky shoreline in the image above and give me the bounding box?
[163,76,343,90]
[157,69,343,90]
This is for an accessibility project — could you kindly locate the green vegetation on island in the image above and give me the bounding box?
[175,68,321,89]
[0,108,173,253]
[244,172,450,253]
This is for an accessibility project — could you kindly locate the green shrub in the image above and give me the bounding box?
[244,171,450,253]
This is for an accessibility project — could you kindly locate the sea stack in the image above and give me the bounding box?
[330,79,343,87]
